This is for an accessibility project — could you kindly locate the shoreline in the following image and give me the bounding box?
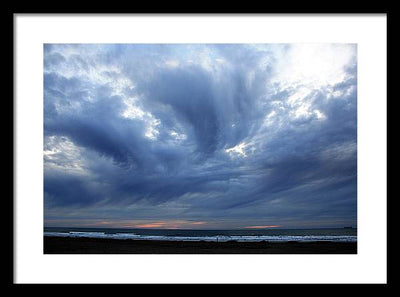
[44,236,357,254]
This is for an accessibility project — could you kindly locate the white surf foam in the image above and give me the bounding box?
[44,232,357,242]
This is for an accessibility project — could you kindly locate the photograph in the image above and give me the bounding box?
[43,43,358,254]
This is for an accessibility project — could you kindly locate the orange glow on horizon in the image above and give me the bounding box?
[136,222,168,228]
[44,219,208,229]
[191,221,206,225]
[244,225,280,229]
[133,221,207,229]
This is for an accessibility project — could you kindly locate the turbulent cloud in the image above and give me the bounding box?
[44,44,357,229]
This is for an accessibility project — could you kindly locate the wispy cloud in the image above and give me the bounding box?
[44,44,357,229]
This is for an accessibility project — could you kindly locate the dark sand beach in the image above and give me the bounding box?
[44,236,357,254]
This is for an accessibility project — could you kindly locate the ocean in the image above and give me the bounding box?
[44,227,357,242]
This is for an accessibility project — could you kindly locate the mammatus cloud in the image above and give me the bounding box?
[44,44,357,229]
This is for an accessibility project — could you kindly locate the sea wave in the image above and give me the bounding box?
[44,231,357,242]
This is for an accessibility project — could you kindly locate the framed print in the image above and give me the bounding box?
[14,13,387,284]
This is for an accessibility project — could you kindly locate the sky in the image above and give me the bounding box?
[43,44,357,229]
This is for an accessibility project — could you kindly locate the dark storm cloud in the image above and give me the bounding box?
[44,44,357,228]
